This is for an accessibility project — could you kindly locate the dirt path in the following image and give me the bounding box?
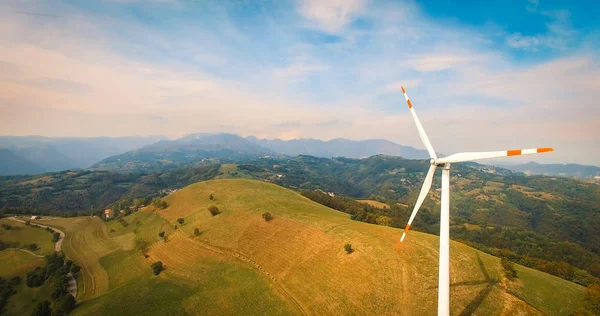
[11,247,44,258]
[188,238,309,316]
[7,217,77,297]
[7,217,65,252]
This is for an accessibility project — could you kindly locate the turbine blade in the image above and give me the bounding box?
[399,164,437,245]
[435,148,554,164]
[402,86,437,159]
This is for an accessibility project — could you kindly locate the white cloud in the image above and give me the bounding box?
[506,9,576,51]
[272,63,330,80]
[383,79,421,93]
[297,0,367,33]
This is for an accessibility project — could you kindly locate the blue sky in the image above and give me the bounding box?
[0,0,599,164]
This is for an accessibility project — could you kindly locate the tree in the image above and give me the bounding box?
[208,206,221,216]
[70,265,80,274]
[30,300,51,316]
[344,243,353,254]
[51,294,75,315]
[375,216,392,226]
[194,228,201,236]
[177,218,184,225]
[501,258,518,280]
[262,212,273,222]
[151,261,163,275]
[158,231,165,238]
[152,197,169,210]
[583,284,600,315]
[27,243,39,251]
[52,232,60,242]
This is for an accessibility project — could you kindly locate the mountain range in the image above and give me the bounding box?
[0,136,165,175]
[91,133,430,172]
[497,161,600,179]
[2,134,598,180]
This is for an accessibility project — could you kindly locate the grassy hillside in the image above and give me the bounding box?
[0,218,55,255]
[40,179,585,315]
[0,250,49,316]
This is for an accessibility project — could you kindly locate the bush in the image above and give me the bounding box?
[152,197,168,210]
[177,218,184,225]
[208,206,221,216]
[151,261,163,275]
[209,194,214,201]
[26,266,46,287]
[9,276,21,286]
[27,243,39,251]
[344,243,353,254]
[51,294,75,315]
[158,231,165,238]
[52,232,60,242]
[262,212,273,222]
[501,258,518,280]
[31,300,51,316]
[70,265,80,274]
[194,228,201,236]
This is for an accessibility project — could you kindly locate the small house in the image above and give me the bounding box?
[30,215,41,220]
[104,209,113,219]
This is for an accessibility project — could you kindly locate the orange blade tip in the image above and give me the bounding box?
[537,147,554,153]
[401,86,406,94]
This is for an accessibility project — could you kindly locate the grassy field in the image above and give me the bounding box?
[41,216,116,301]
[14,178,586,315]
[0,218,55,255]
[0,249,45,278]
[357,199,390,209]
[145,179,584,315]
[0,249,49,316]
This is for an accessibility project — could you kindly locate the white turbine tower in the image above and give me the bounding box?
[397,86,553,316]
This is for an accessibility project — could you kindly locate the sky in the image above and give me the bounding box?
[0,0,599,165]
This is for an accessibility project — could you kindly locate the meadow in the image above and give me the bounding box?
[0,218,55,255]
[4,179,586,315]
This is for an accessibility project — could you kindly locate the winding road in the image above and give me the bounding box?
[7,217,77,297]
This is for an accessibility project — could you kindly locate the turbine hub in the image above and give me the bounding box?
[430,158,436,165]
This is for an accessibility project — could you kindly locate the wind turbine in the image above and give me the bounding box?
[397,86,553,316]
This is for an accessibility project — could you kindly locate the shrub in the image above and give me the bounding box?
[194,228,201,236]
[209,194,214,201]
[158,231,165,238]
[177,218,184,225]
[208,206,221,216]
[52,232,60,242]
[151,261,163,275]
[27,243,39,251]
[25,220,31,225]
[344,243,353,254]
[152,197,168,210]
[262,212,273,222]
[10,276,21,286]
[70,265,80,274]
[31,300,51,316]
[51,294,76,315]
[501,258,518,280]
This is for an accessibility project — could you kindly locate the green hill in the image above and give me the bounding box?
[34,179,585,315]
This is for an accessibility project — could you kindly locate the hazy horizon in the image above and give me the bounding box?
[1,0,599,165]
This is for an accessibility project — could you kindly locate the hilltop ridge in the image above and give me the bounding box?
[54,179,586,315]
